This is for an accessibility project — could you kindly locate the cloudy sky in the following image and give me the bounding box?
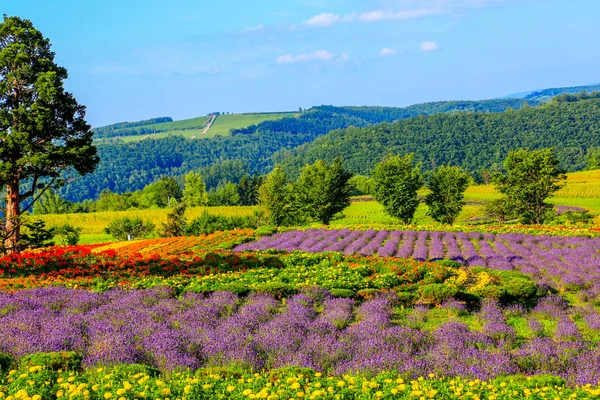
[4,0,600,126]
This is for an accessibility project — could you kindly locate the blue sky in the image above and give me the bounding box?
[3,0,600,127]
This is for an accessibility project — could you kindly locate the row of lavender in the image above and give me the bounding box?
[1,286,600,384]
[235,229,600,299]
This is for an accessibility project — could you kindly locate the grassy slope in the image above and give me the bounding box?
[97,113,296,143]
[206,113,296,137]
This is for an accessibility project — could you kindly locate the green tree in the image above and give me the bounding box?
[425,165,471,225]
[53,224,82,246]
[371,154,424,224]
[238,174,264,206]
[104,217,155,241]
[160,202,187,237]
[33,189,72,215]
[293,158,353,225]
[0,16,99,251]
[586,147,600,170]
[258,166,294,226]
[182,171,208,207]
[208,181,241,206]
[143,177,182,208]
[493,148,566,224]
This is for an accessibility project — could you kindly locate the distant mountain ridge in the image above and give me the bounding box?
[501,83,600,102]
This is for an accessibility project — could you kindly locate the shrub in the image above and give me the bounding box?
[0,353,14,373]
[105,217,155,241]
[186,210,259,236]
[329,288,355,298]
[418,283,458,305]
[20,351,82,371]
[53,224,82,246]
[255,226,278,237]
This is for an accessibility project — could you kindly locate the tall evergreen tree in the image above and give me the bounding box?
[0,16,98,251]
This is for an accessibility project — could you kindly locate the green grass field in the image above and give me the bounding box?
[96,113,297,143]
[207,113,296,137]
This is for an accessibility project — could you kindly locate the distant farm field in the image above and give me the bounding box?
[206,112,297,137]
[95,112,297,143]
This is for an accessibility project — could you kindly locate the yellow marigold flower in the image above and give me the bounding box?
[31,396,41,400]
[116,389,125,395]
[428,374,435,379]
[296,392,304,398]
[227,386,236,392]
[375,391,384,397]
[119,398,126,400]
[369,382,379,389]
[291,382,301,390]
[336,381,346,387]
[184,385,192,394]
[55,391,63,399]
[104,393,113,399]
[0,392,4,398]
[315,373,322,378]
[243,389,253,396]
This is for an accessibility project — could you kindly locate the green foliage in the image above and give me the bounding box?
[182,171,208,207]
[0,15,99,248]
[419,283,458,305]
[185,210,260,236]
[105,217,155,241]
[586,146,600,170]
[493,148,566,224]
[237,174,264,206]
[348,175,375,195]
[21,220,54,249]
[143,177,183,208]
[33,189,72,215]
[160,203,187,238]
[20,351,82,371]
[258,166,296,226]
[53,224,82,246]
[484,198,518,224]
[0,353,14,373]
[425,166,471,225]
[255,226,278,237]
[278,98,600,182]
[208,181,241,206]
[371,154,424,224]
[292,158,353,225]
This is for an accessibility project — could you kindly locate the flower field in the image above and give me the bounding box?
[1,230,600,398]
[236,229,600,295]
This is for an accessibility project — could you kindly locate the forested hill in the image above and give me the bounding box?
[231,99,530,135]
[61,99,528,201]
[276,94,600,180]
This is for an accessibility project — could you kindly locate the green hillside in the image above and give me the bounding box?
[277,94,600,180]
[501,83,600,102]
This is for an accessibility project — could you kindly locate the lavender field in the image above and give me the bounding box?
[236,229,600,295]
[2,286,600,385]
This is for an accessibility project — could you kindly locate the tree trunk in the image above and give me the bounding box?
[5,181,21,253]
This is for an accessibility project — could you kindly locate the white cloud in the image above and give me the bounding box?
[420,41,440,52]
[300,0,523,28]
[359,8,444,22]
[241,25,264,33]
[305,12,340,27]
[341,53,349,62]
[276,50,337,64]
[379,48,398,57]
